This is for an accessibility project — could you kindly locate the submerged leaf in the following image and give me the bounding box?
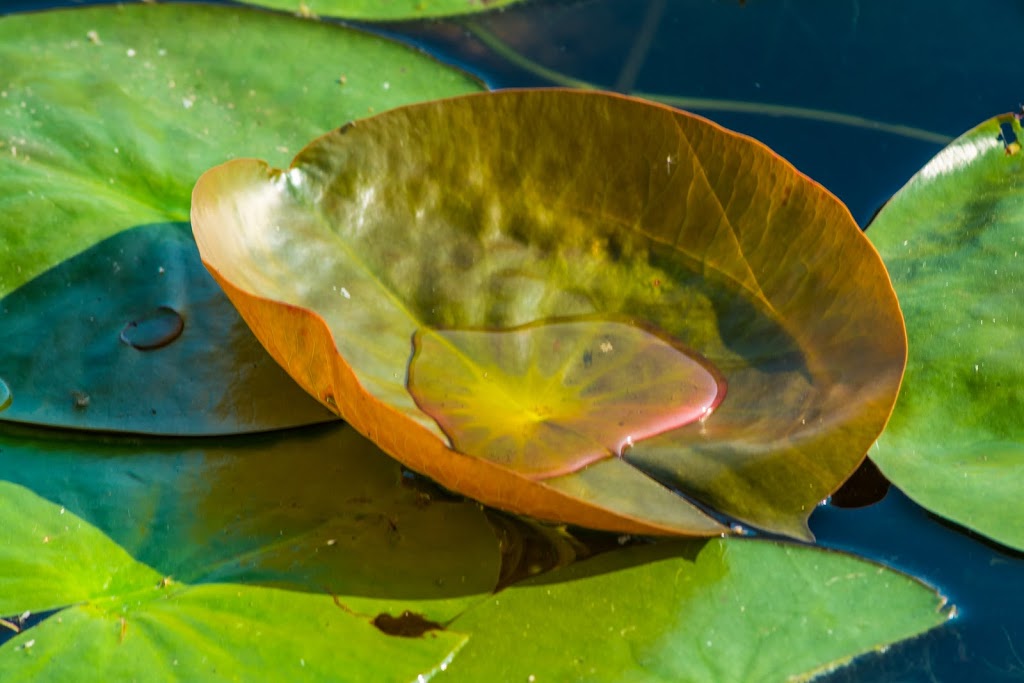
[409,318,724,478]
[868,112,1024,551]
[192,90,906,537]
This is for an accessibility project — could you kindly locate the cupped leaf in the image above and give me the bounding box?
[0,3,481,433]
[192,89,906,537]
[444,539,952,682]
[867,113,1024,551]
[233,0,524,20]
[0,421,501,678]
[0,223,333,434]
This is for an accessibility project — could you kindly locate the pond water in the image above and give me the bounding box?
[3,0,1022,680]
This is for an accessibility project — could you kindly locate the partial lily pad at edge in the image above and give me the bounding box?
[867,112,1024,551]
[234,0,525,20]
[192,89,906,538]
[0,2,483,299]
[444,539,953,682]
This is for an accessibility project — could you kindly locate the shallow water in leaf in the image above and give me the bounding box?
[407,318,725,478]
[119,306,184,351]
[0,378,10,412]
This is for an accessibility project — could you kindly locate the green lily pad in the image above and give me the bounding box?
[0,223,333,435]
[192,89,906,538]
[0,423,499,609]
[234,0,524,20]
[0,421,499,678]
[0,2,480,432]
[0,481,468,682]
[867,112,1024,551]
[445,539,952,682]
[0,2,480,298]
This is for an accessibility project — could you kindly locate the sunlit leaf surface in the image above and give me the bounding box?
[868,112,1024,552]
[0,3,482,433]
[446,539,952,682]
[193,90,906,537]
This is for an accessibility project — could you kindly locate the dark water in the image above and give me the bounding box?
[4,0,1023,680]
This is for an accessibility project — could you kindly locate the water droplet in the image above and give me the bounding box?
[0,376,11,412]
[119,306,184,351]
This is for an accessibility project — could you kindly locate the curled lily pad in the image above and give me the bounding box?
[867,112,1024,551]
[192,90,906,537]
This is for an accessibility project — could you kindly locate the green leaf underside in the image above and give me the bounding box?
[0,2,482,300]
[234,0,524,20]
[0,223,332,435]
[868,113,1024,551]
[446,539,951,682]
[193,90,905,538]
[408,318,725,478]
[0,422,500,678]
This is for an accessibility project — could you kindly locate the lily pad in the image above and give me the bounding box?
[867,112,1024,551]
[0,482,468,682]
[0,2,481,432]
[234,0,525,20]
[0,223,333,435]
[0,421,500,679]
[0,422,499,608]
[191,89,906,538]
[445,539,952,682]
